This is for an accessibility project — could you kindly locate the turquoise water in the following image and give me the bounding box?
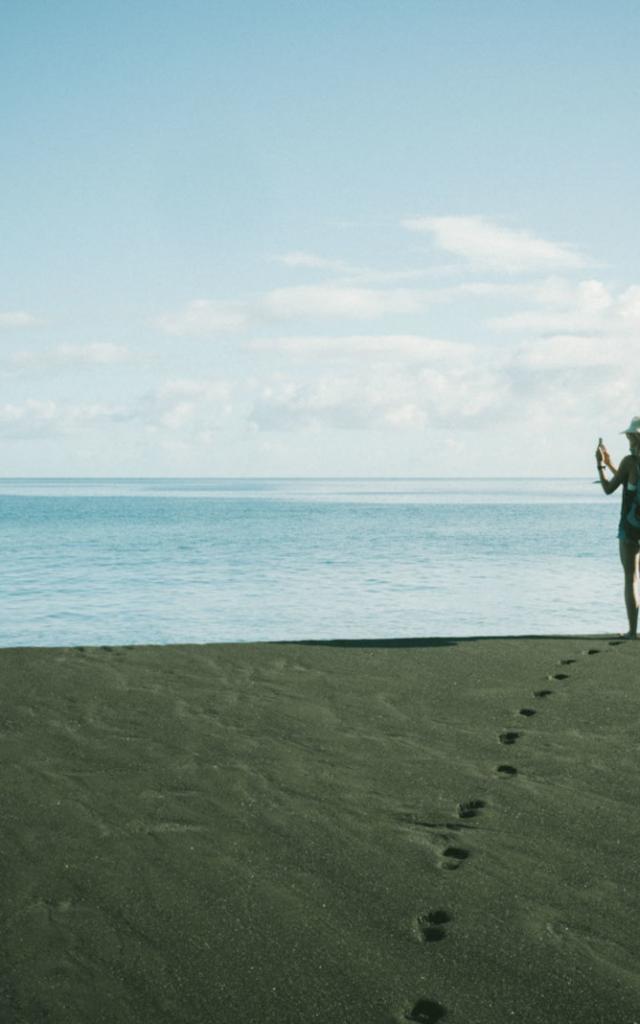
[0,477,624,647]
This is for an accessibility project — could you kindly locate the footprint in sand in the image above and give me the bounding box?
[441,846,469,869]
[400,818,470,870]
[457,799,486,820]
[415,909,452,943]
[533,689,553,698]
[402,998,447,1023]
[499,730,521,745]
[496,764,517,776]
[518,708,536,717]
[585,648,601,655]
[548,672,569,681]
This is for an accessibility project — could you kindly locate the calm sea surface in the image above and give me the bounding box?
[0,477,625,647]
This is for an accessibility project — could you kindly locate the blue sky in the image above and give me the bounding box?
[2,0,639,475]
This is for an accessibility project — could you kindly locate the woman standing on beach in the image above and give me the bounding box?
[597,416,640,638]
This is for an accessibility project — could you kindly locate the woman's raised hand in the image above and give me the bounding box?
[597,440,612,467]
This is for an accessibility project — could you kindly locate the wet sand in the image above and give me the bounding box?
[1,636,639,1024]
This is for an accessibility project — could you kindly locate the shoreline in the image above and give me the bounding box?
[0,629,631,651]
[2,636,639,1022]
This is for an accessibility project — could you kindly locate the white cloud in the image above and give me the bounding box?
[252,376,379,430]
[155,377,232,403]
[158,285,431,335]
[9,343,131,371]
[144,377,234,437]
[618,285,640,323]
[160,401,196,431]
[0,377,235,444]
[157,273,609,347]
[262,285,427,319]
[491,310,598,333]
[488,279,634,335]
[444,277,600,305]
[528,276,600,308]
[247,341,640,439]
[248,333,473,362]
[516,334,621,369]
[0,311,42,329]
[155,299,249,336]
[271,251,447,286]
[271,251,351,272]
[250,359,509,433]
[0,399,130,438]
[402,215,588,272]
[141,221,640,465]
[344,268,447,285]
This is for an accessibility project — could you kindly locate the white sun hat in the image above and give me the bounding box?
[620,416,640,434]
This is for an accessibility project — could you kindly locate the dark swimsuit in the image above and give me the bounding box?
[618,461,640,546]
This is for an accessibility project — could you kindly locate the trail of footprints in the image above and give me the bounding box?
[397,639,620,1022]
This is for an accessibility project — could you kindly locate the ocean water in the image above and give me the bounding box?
[0,477,626,647]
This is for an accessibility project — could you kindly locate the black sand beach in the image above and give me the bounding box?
[1,637,639,1023]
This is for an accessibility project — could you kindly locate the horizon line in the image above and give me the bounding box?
[0,475,594,482]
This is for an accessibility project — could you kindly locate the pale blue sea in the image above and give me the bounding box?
[0,477,625,647]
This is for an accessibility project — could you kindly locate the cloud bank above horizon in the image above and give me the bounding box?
[2,212,639,475]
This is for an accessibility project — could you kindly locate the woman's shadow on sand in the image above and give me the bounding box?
[283,634,596,649]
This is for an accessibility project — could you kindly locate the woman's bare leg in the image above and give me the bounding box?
[618,539,639,637]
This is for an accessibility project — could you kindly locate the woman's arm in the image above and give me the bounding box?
[596,448,628,495]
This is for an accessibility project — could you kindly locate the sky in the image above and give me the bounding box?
[2,0,639,477]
